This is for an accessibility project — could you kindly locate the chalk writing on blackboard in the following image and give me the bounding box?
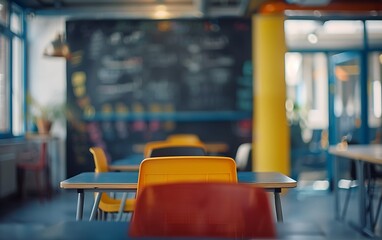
[67,18,252,116]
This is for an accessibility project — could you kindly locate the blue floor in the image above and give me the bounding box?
[0,187,380,239]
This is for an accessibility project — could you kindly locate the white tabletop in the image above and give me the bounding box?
[329,144,382,165]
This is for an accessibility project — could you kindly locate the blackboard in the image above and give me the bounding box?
[67,18,252,115]
[66,18,253,177]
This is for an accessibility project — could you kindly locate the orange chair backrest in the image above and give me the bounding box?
[89,147,109,173]
[129,182,276,238]
[143,140,207,158]
[136,156,237,197]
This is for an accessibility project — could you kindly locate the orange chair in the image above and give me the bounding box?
[17,142,51,200]
[143,140,207,158]
[89,147,135,220]
[129,182,276,238]
[135,156,238,198]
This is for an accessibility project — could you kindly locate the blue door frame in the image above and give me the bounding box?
[327,51,368,184]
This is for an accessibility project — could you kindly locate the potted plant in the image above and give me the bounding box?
[27,94,65,135]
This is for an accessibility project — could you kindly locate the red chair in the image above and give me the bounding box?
[17,142,51,200]
[129,182,276,239]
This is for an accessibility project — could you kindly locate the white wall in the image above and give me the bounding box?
[27,15,67,180]
[28,15,67,138]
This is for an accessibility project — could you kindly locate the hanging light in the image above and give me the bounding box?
[307,32,318,44]
[43,33,70,58]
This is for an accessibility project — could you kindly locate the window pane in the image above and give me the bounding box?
[366,20,382,48]
[368,52,382,133]
[10,5,22,34]
[12,36,23,135]
[285,20,364,50]
[0,34,9,132]
[285,52,328,130]
[0,0,8,26]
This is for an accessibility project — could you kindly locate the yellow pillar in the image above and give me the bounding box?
[252,14,290,176]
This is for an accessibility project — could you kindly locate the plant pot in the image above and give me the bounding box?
[36,118,52,135]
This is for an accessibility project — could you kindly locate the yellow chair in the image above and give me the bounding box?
[89,147,135,220]
[143,140,207,158]
[135,156,238,197]
[166,134,202,144]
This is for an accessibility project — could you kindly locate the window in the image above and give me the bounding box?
[366,20,382,49]
[285,52,328,132]
[0,32,9,136]
[285,20,364,50]
[0,0,8,26]
[11,4,24,136]
[12,36,23,135]
[0,2,25,138]
[368,52,382,129]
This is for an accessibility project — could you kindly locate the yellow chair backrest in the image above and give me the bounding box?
[166,134,202,144]
[136,156,238,197]
[89,147,109,173]
[143,140,207,158]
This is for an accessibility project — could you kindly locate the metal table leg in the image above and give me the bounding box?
[356,160,366,229]
[333,155,340,220]
[116,192,128,221]
[76,190,84,221]
[89,192,102,221]
[274,189,283,222]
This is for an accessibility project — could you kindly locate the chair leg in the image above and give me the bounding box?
[16,167,25,199]
[97,209,101,221]
[341,180,353,221]
[44,166,52,199]
[373,191,382,230]
[35,171,44,202]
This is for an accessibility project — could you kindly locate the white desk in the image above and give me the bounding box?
[329,144,382,235]
[60,171,297,222]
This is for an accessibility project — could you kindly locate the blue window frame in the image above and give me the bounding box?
[0,0,25,138]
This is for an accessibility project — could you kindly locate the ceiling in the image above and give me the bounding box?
[12,0,266,18]
[11,0,382,18]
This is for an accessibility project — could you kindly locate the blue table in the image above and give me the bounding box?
[109,154,144,171]
[329,144,382,236]
[60,171,297,222]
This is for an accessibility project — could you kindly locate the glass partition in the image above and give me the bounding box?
[285,52,329,181]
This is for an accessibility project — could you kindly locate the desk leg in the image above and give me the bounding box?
[76,190,84,221]
[333,156,340,220]
[274,189,283,222]
[356,160,366,229]
[89,192,102,221]
[116,192,128,221]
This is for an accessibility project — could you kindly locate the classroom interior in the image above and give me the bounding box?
[0,0,382,239]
